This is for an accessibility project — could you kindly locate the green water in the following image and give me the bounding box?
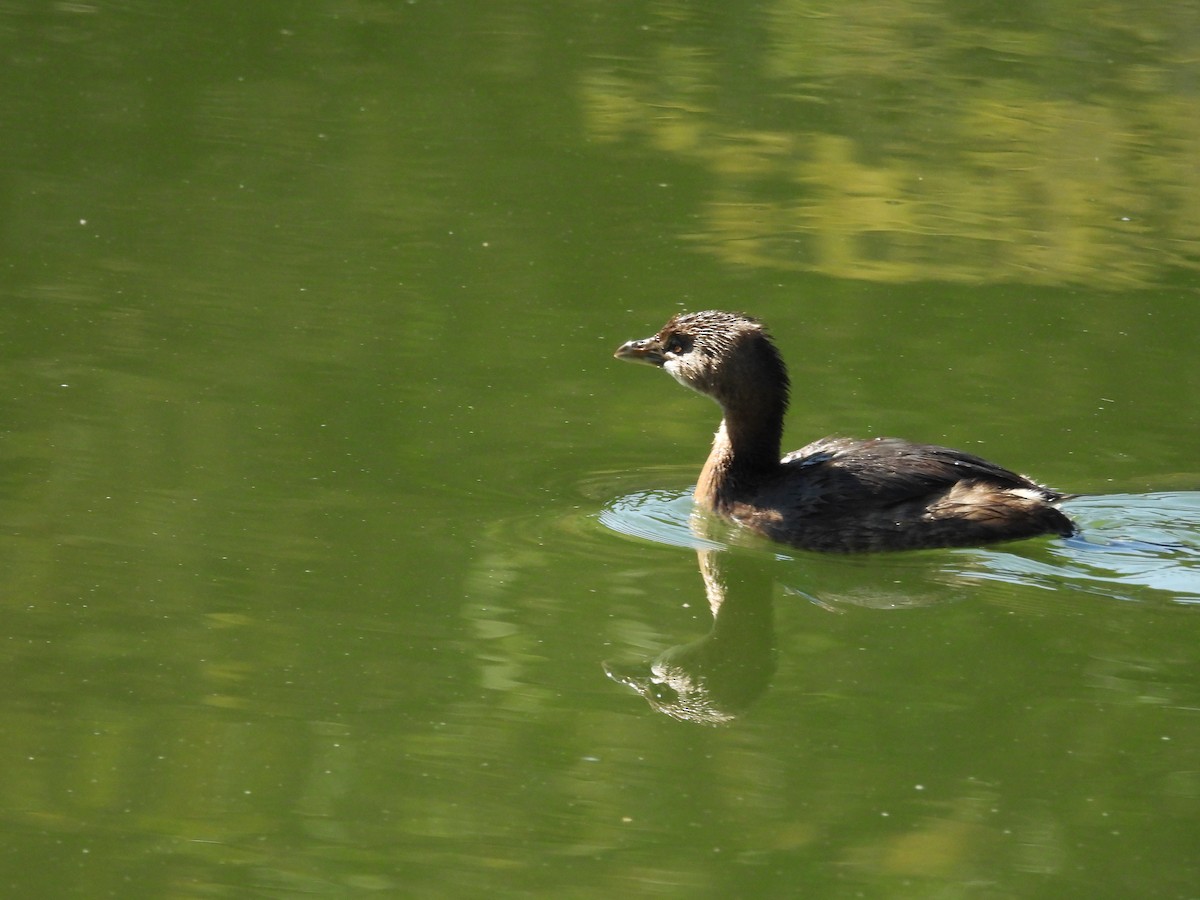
[2,2,1199,897]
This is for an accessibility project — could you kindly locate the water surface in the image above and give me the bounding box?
[1,2,1198,897]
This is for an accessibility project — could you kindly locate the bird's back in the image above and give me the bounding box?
[725,436,1076,552]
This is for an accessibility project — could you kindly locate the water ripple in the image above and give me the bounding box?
[597,487,726,551]
[989,492,1200,605]
[593,480,1200,606]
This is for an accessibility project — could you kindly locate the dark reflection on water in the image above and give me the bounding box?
[605,549,777,725]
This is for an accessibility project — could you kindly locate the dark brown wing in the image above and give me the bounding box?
[780,436,1065,509]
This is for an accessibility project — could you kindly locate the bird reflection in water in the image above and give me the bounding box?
[602,517,971,724]
[604,548,777,725]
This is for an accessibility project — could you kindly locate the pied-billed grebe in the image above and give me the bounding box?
[614,310,1076,552]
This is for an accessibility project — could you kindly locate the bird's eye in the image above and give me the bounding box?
[664,335,691,355]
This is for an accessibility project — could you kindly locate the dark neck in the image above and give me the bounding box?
[695,389,786,509]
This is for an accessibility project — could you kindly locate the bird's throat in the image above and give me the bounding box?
[695,407,784,510]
